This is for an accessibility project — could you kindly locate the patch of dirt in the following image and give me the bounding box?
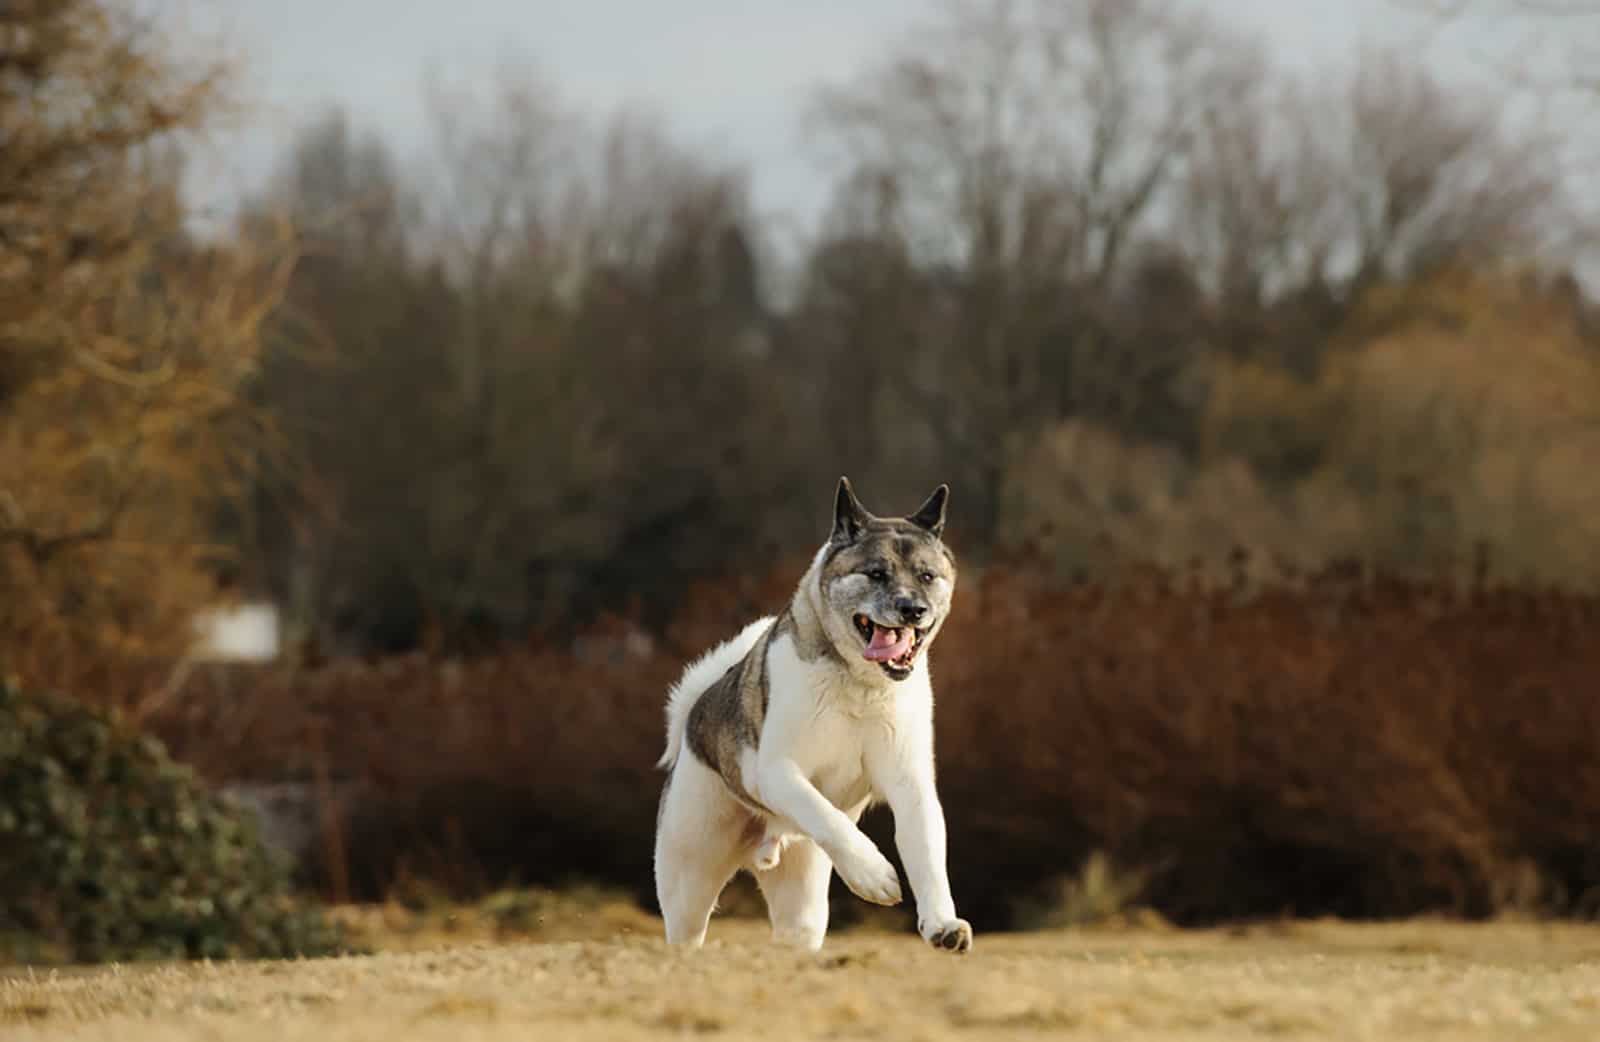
[4,917,1600,1041]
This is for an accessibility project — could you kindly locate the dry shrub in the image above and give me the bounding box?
[0,678,344,964]
[148,557,1600,928]
[931,555,1600,925]
[1001,420,1356,583]
[1008,271,1600,591]
[1009,851,1161,930]
[150,565,803,901]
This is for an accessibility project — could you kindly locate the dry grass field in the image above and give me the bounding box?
[5,901,1600,1042]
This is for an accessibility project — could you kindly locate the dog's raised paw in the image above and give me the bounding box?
[921,918,973,954]
[833,845,902,906]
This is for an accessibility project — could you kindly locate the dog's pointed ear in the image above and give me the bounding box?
[909,483,949,538]
[832,476,871,544]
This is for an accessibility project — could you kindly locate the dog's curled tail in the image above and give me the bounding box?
[657,615,776,771]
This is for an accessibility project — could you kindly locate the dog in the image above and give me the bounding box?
[652,477,971,954]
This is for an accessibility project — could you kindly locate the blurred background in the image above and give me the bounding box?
[4,0,1599,943]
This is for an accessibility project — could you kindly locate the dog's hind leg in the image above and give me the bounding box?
[654,761,744,948]
[754,837,833,951]
[657,853,736,948]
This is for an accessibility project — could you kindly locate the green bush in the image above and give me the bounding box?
[0,678,347,964]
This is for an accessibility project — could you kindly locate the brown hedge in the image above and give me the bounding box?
[149,557,1600,928]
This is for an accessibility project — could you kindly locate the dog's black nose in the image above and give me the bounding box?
[896,599,927,624]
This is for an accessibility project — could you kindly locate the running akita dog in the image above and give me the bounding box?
[653,477,971,953]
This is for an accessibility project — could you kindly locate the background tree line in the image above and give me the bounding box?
[233,0,1595,657]
[6,0,1598,682]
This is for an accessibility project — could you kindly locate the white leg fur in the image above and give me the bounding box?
[864,687,972,952]
[754,838,832,950]
[653,756,747,948]
[754,756,902,906]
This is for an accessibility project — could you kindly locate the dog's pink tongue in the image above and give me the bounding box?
[862,625,913,662]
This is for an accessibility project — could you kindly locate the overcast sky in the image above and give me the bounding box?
[182,0,1567,237]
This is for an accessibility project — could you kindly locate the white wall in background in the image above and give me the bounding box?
[193,601,281,663]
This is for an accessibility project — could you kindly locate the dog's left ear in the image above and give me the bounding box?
[908,484,949,538]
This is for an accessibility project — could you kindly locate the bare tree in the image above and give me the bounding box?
[806,0,1255,538]
[813,0,1250,288]
[1395,0,1599,233]
[1398,0,1600,94]
[241,65,790,649]
[243,110,437,654]
[417,70,779,633]
[1180,50,1566,307]
[1177,71,1343,308]
[1335,53,1562,282]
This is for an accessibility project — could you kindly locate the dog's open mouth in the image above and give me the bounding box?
[853,614,926,679]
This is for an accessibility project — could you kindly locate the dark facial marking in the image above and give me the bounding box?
[826,522,953,585]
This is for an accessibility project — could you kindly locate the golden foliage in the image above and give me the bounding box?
[0,0,291,707]
[1007,269,1600,587]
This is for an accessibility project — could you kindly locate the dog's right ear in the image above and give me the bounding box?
[832,476,871,544]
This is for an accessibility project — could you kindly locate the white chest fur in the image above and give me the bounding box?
[745,632,924,817]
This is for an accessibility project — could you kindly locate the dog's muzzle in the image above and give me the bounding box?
[853,614,928,679]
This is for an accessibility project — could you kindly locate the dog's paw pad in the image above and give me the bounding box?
[921,918,973,954]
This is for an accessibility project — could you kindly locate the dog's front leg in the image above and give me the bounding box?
[755,757,902,906]
[865,713,972,953]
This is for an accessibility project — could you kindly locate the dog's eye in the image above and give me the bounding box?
[918,570,935,584]
[866,567,889,582]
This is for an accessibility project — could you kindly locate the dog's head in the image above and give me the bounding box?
[816,477,956,682]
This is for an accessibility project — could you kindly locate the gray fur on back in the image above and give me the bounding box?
[684,619,776,813]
